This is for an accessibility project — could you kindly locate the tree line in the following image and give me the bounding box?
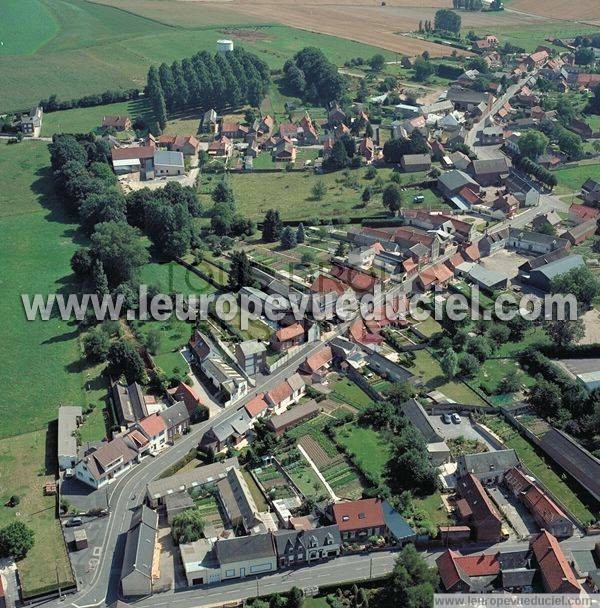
[146,48,270,130]
[37,88,141,114]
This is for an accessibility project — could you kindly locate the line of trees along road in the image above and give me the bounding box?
[146,48,271,129]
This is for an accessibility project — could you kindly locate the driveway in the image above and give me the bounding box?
[487,485,538,540]
[428,413,496,451]
[0,559,18,608]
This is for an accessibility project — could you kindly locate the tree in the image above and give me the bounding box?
[551,265,600,311]
[518,130,549,159]
[228,250,255,291]
[382,183,403,215]
[528,377,562,419]
[144,328,162,355]
[71,248,93,279]
[0,522,35,559]
[311,180,327,201]
[413,58,435,82]
[466,56,490,73]
[458,352,479,379]
[90,221,149,286]
[171,509,204,545]
[575,47,595,66]
[383,137,412,163]
[369,54,386,72]
[288,587,303,608]
[296,223,306,244]
[440,348,459,379]
[83,327,110,363]
[92,259,109,297]
[323,139,350,172]
[280,226,297,250]
[300,250,316,266]
[107,341,146,384]
[383,382,414,406]
[497,369,521,394]
[212,180,235,206]
[362,186,372,203]
[434,9,461,34]
[545,319,585,348]
[262,209,283,242]
[466,335,493,362]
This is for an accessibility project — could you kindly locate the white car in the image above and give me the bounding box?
[451,413,461,424]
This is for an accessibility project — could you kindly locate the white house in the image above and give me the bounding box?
[153,150,185,176]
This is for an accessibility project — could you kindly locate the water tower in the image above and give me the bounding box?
[217,39,234,54]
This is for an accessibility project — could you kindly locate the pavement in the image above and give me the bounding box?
[0,559,19,608]
[428,413,497,451]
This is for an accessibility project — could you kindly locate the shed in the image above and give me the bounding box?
[73,529,88,551]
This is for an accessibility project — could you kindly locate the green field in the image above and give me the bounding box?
[330,378,376,411]
[42,98,154,137]
[335,424,391,483]
[0,0,60,56]
[203,167,440,222]
[1,0,404,111]
[552,162,600,195]
[0,141,105,438]
[0,430,74,597]
[483,415,597,525]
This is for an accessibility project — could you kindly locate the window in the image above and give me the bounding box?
[225,569,235,578]
[250,563,272,574]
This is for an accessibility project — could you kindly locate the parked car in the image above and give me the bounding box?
[441,413,452,424]
[451,413,461,424]
[65,517,83,527]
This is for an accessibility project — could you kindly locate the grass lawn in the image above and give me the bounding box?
[407,350,488,406]
[1,0,405,111]
[0,430,74,597]
[495,326,551,357]
[242,469,269,512]
[553,162,600,195]
[140,259,216,295]
[483,415,597,525]
[330,378,376,411]
[201,167,440,222]
[475,358,535,397]
[335,424,391,483]
[585,115,600,132]
[284,453,329,499]
[411,491,450,527]
[42,98,154,137]
[415,317,443,338]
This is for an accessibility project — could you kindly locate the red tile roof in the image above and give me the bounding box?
[419,262,453,287]
[138,413,167,437]
[458,186,481,206]
[523,484,567,528]
[170,382,201,416]
[127,429,149,448]
[457,473,502,528]
[462,243,480,262]
[330,265,378,293]
[437,550,500,590]
[245,394,269,418]
[332,498,385,532]
[274,322,304,343]
[531,530,580,593]
[266,380,293,405]
[111,144,155,161]
[571,204,600,222]
[304,346,333,373]
[310,274,350,296]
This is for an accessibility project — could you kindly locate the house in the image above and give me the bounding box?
[121,506,158,597]
[437,550,500,592]
[525,50,549,69]
[298,113,318,145]
[457,450,519,485]
[207,137,233,157]
[270,322,305,352]
[401,153,432,173]
[220,122,244,139]
[134,413,168,455]
[504,467,573,538]
[507,227,569,255]
[75,436,138,489]
[449,151,471,171]
[168,382,202,419]
[272,137,296,163]
[564,219,597,245]
[446,87,490,111]
[58,406,83,470]
[569,203,600,224]
[455,474,503,542]
[492,193,519,219]
[158,134,200,156]
[480,126,505,145]
[202,357,248,404]
[102,115,132,131]
[516,86,540,107]
[358,136,376,163]
[467,264,509,293]
[200,410,251,453]
[347,244,381,270]
[437,170,480,199]
[328,105,347,127]
[216,534,277,581]
[266,400,321,436]
[111,381,152,428]
[278,123,298,140]
[217,467,260,533]
[201,109,219,134]
[146,458,238,507]
[401,398,450,465]
[244,394,269,422]
[274,525,342,567]
[165,492,195,525]
[300,346,333,381]
[582,178,600,204]
[478,229,508,257]
[531,531,580,594]
[470,158,510,187]
[527,254,585,292]
[531,210,561,233]
[234,340,266,376]
[330,264,379,294]
[417,262,454,291]
[20,106,43,136]
[505,133,521,155]
[153,150,184,176]
[518,248,569,274]
[332,498,388,542]
[265,374,306,414]
[160,400,190,442]
[111,144,155,176]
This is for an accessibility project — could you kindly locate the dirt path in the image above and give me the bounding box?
[297,443,339,501]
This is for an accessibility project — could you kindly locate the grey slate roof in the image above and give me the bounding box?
[211,409,251,443]
[159,400,190,429]
[237,340,267,357]
[531,254,585,281]
[58,406,81,459]
[214,533,275,564]
[508,227,568,248]
[438,170,478,192]
[458,450,519,477]
[112,381,147,426]
[401,398,443,444]
[381,500,414,541]
[153,150,184,167]
[273,525,341,555]
[121,506,158,581]
[467,264,508,289]
[472,157,510,176]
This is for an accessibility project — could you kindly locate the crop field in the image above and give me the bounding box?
[0,0,60,56]
[508,0,600,23]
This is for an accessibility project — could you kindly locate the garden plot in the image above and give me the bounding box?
[188,491,223,528]
[253,465,296,501]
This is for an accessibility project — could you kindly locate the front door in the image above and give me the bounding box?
[240,568,246,578]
